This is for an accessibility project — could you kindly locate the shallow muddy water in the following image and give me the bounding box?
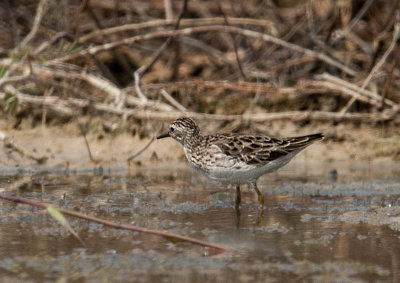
[1,163,400,282]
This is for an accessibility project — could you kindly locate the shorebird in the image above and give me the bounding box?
[157,117,323,207]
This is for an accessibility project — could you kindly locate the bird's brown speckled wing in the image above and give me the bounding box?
[210,133,323,166]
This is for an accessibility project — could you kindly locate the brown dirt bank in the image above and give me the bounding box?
[0,117,399,175]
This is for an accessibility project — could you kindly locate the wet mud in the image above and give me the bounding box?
[1,164,400,282]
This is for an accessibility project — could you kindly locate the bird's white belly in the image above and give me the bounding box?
[199,150,300,184]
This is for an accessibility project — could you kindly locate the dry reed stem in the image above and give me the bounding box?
[1,64,175,112]
[164,0,173,21]
[142,80,277,94]
[1,87,396,123]
[318,73,399,108]
[15,0,48,51]
[124,110,398,123]
[55,25,356,76]
[78,17,277,43]
[3,62,398,124]
[9,63,172,110]
[127,137,155,162]
[315,81,382,107]
[380,61,397,109]
[4,84,76,116]
[341,22,400,113]
[160,89,187,112]
[133,0,188,102]
[0,194,229,255]
[218,3,247,79]
[33,32,68,56]
[133,71,149,102]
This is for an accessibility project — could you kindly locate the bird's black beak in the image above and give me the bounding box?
[157,132,169,139]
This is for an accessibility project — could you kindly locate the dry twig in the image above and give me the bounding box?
[133,0,188,101]
[127,137,155,162]
[54,25,357,76]
[160,89,187,112]
[123,110,398,124]
[318,73,399,108]
[15,0,48,51]
[78,17,277,43]
[3,84,76,116]
[0,194,229,255]
[0,130,48,164]
[3,87,396,124]
[218,2,247,79]
[340,22,400,113]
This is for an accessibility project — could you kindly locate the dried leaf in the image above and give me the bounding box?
[47,206,85,246]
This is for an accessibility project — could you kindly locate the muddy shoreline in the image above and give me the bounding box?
[1,119,399,175]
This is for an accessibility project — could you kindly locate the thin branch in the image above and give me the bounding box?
[141,79,334,98]
[380,61,397,109]
[72,0,90,38]
[133,0,188,101]
[3,84,77,116]
[84,1,134,84]
[218,1,247,79]
[14,63,133,109]
[179,36,233,64]
[142,80,277,94]
[0,74,30,88]
[0,194,229,255]
[133,71,148,102]
[123,110,398,123]
[160,89,187,112]
[0,84,173,114]
[1,89,397,124]
[41,87,54,128]
[15,0,48,50]
[164,0,173,20]
[83,72,126,109]
[361,24,400,88]
[127,137,155,162]
[0,129,48,164]
[54,25,357,76]
[78,17,277,43]
[348,0,375,30]
[77,121,102,164]
[318,73,399,108]
[316,80,382,107]
[340,22,400,113]
[135,0,188,78]
[33,32,68,56]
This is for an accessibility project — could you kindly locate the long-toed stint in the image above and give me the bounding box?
[157,117,323,208]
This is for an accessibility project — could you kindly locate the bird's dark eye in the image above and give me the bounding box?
[170,127,174,132]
